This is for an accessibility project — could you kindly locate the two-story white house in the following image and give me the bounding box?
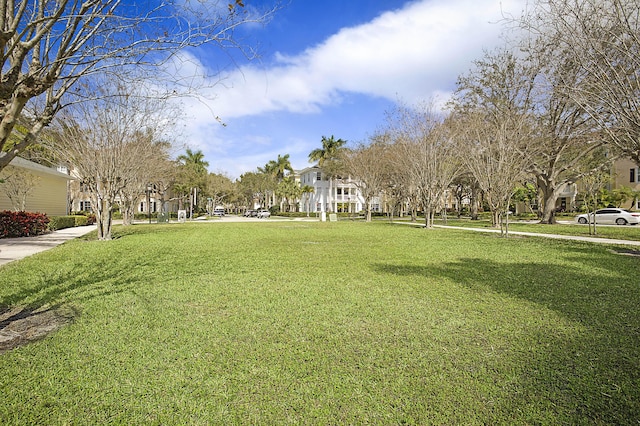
[296,166,382,216]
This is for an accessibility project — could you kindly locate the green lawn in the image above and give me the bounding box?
[1,222,639,424]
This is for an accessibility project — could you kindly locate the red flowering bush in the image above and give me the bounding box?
[0,211,50,238]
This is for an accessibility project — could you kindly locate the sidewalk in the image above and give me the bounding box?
[0,225,97,267]
[433,224,640,247]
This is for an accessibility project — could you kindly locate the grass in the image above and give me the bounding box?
[1,221,639,424]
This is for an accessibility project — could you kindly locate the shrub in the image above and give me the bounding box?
[74,212,96,225]
[0,211,50,238]
[74,216,88,227]
[48,216,77,231]
[85,213,96,225]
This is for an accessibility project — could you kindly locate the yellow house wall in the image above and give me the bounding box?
[612,158,640,209]
[0,163,70,216]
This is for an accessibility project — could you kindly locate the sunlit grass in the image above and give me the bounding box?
[0,222,639,424]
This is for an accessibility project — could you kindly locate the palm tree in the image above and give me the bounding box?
[175,148,209,214]
[259,154,294,208]
[308,135,347,214]
[275,177,301,212]
[274,154,294,181]
[177,148,209,175]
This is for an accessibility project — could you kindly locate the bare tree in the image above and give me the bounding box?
[0,167,40,211]
[522,0,640,166]
[342,139,390,222]
[118,139,175,226]
[581,166,613,235]
[49,82,177,240]
[523,35,609,224]
[0,0,279,171]
[450,50,538,236]
[388,103,462,229]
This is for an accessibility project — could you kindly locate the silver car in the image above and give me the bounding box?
[256,210,271,219]
[576,208,640,225]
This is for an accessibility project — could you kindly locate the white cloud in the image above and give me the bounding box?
[167,0,528,178]
[196,0,527,118]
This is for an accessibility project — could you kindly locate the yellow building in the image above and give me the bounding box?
[612,158,640,210]
[0,157,72,216]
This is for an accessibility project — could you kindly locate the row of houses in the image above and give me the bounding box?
[1,157,639,216]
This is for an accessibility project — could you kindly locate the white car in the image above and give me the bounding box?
[256,210,271,219]
[575,208,640,225]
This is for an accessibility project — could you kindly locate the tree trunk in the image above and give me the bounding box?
[424,203,433,229]
[492,210,500,227]
[538,178,559,224]
[95,198,113,240]
[470,186,479,220]
[121,197,135,226]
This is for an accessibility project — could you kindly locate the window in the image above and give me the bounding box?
[79,201,92,212]
[631,168,636,183]
[316,171,322,181]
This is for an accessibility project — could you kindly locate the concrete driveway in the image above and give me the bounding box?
[0,225,97,267]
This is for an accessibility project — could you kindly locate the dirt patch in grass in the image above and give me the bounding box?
[0,306,75,354]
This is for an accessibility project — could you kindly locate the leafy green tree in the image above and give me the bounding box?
[238,171,276,210]
[273,154,294,181]
[276,177,301,212]
[601,186,635,209]
[174,149,209,212]
[206,173,235,213]
[512,182,538,216]
[258,154,293,207]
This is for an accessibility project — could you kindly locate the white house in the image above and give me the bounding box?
[296,166,382,215]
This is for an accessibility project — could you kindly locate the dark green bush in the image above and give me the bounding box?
[74,216,88,226]
[48,216,77,231]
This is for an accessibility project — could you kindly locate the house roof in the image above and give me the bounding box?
[7,157,73,180]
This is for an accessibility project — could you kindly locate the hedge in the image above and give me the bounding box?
[0,211,50,238]
[47,216,77,231]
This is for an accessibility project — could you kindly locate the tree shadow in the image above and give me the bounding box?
[0,239,149,351]
[371,250,640,423]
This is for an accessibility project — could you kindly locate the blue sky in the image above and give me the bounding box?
[172,0,527,179]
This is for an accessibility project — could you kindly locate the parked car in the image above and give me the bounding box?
[243,210,256,217]
[256,210,271,219]
[575,208,640,225]
[212,208,225,217]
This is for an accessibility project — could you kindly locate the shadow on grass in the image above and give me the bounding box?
[0,238,151,351]
[371,250,640,423]
[1,257,140,311]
